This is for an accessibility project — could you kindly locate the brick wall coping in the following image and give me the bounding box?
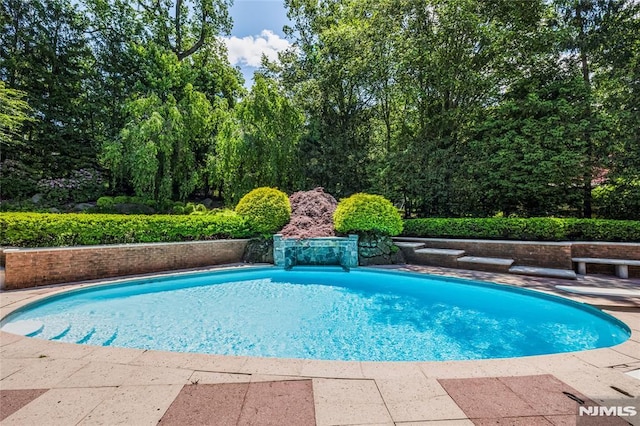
[570,241,640,247]
[396,237,640,248]
[395,237,573,246]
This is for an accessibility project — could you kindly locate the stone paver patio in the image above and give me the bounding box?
[1,264,639,425]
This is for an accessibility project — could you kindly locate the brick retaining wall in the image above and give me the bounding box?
[395,238,574,269]
[394,237,639,277]
[3,238,638,290]
[2,239,249,290]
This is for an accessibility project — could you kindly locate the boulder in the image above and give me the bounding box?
[73,202,96,212]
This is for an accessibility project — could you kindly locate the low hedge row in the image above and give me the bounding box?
[401,218,640,242]
[2,214,638,248]
[0,212,253,247]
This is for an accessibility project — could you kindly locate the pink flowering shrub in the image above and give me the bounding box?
[36,168,106,204]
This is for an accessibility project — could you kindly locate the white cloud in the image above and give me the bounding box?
[222,30,290,67]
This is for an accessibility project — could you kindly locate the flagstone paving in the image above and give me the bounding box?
[1,264,638,425]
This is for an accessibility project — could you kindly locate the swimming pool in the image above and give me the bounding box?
[0,267,630,361]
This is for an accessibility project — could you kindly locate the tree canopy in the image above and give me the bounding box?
[1,0,638,220]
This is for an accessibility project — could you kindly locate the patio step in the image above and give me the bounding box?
[457,256,514,273]
[509,266,577,280]
[413,248,466,268]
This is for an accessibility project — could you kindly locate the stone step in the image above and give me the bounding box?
[509,266,577,280]
[394,242,427,264]
[412,248,466,268]
[457,256,514,273]
[415,248,466,256]
[555,285,640,298]
[394,242,426,249]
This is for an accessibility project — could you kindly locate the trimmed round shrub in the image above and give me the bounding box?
[235,187,291,235]
[333,193,403,236]
[96,196,115,208]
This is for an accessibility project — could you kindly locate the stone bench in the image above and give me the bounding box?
[572,257,640,279]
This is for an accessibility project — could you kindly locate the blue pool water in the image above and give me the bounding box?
[1,267,630,361]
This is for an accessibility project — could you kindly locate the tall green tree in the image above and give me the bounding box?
[101,82,216,201]
[212,74,304,204]
[279,0,380,197]
[86,0,243,200]
[552,0,640,217]
[472,64,589,216]
[1,0,96,176]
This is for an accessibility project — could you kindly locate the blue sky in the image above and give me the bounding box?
[224,0,292,86]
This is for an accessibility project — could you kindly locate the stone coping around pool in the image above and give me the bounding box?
[0,264,638,426]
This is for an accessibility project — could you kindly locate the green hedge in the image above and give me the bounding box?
[401,218,640,242]
[0,212,253,247]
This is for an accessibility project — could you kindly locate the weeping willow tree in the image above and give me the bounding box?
[100,83,215,201]
[210,74,304,205]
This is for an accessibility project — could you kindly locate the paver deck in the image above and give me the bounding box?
[1,264,639,425]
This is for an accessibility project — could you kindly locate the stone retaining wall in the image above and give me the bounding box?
[2,239,249,290]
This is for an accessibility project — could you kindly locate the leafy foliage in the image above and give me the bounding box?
[211,75,304,204]
[333,193,403,236]
[593,179,640,220]
[470,64,589,216]
[234,187,291,235]
[100,82,215,201]
[1,0,639,223]
[280,187,337,238]
[402,218,640,242]
[0,81,32,144]
[1,0,97,176]
[0,211,252,247]
[0,159,40,200]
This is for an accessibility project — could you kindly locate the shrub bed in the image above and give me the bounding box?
[0,212,252,247]
[401,218,640,242]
